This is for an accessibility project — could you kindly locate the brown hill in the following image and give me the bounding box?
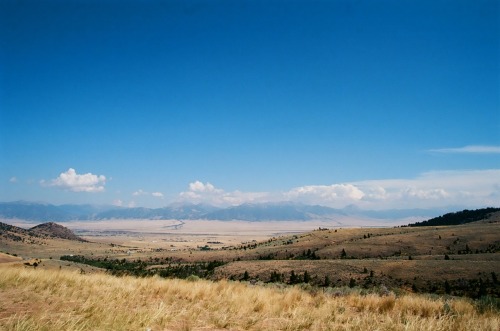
[29,222,85,242]
[0,252,22,263]
[0,221,32,242]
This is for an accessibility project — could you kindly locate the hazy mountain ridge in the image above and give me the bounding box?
[0,202,114,221]
[0,201,456,222]
[0,201,223,221]
[202,202,347,221]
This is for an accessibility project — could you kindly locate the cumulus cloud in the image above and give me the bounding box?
[179,181,269,206]
[152,192,164,198]
[361,186,387,201]
[189,181,222,193]
[401,187,450,200]
[286,183,368,208]
[133,189,164,199]
[287,184,364,200]
[9,177,17,183]
[47,168,106,192]
[428,145,500,154]
[113,199,123,207]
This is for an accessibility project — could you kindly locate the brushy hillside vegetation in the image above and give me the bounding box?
[0,265,499,331]
[0,221,84,242]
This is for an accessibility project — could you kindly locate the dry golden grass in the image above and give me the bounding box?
[0,253,22,264]
[0,264,498,331]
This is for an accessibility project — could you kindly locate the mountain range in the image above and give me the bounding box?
[0,201,453,222]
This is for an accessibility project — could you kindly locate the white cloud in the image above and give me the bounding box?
[189,181,222,193]
[429,145,500,154]
[112,199,123,207]
[287,184,364,200]
[362,186,387,201]
[179,181,269,206]
[47,168,106,192]
[133,189,147,196]
[133,189,164,199]
[152,192,164,198]
[401,187,450,200]
[285,184,365,206]
[9,177,17,183]
[286,183,368,208]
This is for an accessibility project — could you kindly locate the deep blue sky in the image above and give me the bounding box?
[1,0,499,209]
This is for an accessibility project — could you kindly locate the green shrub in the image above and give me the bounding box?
[186,275,200,282]
[475,296,500,314]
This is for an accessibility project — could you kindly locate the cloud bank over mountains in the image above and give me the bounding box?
[178,169,500,210]
[17,167,500,211]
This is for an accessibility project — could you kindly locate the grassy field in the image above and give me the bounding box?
[1,213,499,329]
[0,264,498,331]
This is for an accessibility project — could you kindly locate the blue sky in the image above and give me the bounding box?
[1,0,499,210]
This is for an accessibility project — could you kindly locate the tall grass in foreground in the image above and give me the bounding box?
[0,265,498,331]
